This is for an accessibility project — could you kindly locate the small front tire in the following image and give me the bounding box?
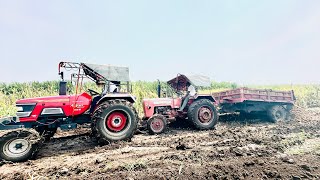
[0,130,39,162]
[147,114,167,135]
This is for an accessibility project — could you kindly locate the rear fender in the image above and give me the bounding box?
[97,94,136,105]
[194,95,216,103]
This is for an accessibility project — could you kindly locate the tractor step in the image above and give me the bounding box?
[60,123,77,130]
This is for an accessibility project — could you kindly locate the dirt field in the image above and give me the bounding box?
[1,107,319,179]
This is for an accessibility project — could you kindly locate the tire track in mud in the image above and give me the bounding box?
[1,108,320,179]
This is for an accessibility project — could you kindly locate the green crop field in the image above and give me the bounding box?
[0,81,319,117]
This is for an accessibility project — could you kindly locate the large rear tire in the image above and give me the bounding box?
[187,99,218,130]
[92,100,138,145]
[0,130,40,162]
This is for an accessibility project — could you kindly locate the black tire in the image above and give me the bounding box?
[187,99,218,130]
[91,99,138,145]
[0,130,39,162]
[267,105,288,123]
[147,114,167,135]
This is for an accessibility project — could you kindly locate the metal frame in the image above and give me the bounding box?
[59,62,105,84]
[59,62,132,94]
[0,117,25,130]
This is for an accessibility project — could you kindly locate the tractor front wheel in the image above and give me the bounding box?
[187,99,218,130]
[0,130,40,162]
[147,114,167,135]
[92,100,138,145]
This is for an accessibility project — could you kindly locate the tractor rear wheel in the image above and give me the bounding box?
[92,100,138,145]
[0,130,40,162]
[267,105,288,123]
[187,99,218,130]
[147,114,167,135]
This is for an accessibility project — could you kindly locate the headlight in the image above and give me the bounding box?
[17,106,23,111]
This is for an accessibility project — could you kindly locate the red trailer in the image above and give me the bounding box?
[212,87,296,122]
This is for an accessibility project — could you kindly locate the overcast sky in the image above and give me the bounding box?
[0,0,319,85]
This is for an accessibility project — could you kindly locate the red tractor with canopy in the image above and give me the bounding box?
[142,74,218,134]
[0,62,138,162]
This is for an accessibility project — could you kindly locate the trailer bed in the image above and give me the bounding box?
[212,87,295,104]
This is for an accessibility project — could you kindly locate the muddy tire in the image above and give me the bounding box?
[267,105,288,123]
[92,99,138,145]
[187,99,218,130]
[147,114,167,135]
[0,130,40,162]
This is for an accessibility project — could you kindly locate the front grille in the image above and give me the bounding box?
[16,103,36,117]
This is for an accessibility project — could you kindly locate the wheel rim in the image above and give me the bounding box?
[275,110,283,120]
[3,138,31,158]
[198,106,214,124]
[150,118,164,133]
[106,111,127,132]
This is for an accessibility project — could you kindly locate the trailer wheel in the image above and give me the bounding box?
[267,105,288,123]
[0,130,40,162]
[147,114,167,135]
[187,99,218,130]
[92,100,138,145]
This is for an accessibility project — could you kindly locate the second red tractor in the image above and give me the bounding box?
[142,74,218,134]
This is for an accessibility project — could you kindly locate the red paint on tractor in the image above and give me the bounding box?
[106,112,127,132]
[142,98,182,118]
[150,118,164,132]
[17,92,92,122]
[198,106,213,124]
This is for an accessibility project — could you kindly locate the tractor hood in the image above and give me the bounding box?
[16,92,91,104]
[143,98,174,106]
[142,98,182,118]
[143,97,182,110]
[16,95,71,104]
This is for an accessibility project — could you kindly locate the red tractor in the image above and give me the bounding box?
[142,74,218,134]
[0,62,138,162]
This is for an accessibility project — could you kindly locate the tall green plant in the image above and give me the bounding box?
[0,81,319,117]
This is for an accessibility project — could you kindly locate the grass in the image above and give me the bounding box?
[0,81,319,117]
[120,160,148,171]
[280,131,310,148]
[285,136,320,155]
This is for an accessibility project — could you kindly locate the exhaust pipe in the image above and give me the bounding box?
[157,79,161,98]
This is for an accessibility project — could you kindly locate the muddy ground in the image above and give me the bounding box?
[0,107,319,180]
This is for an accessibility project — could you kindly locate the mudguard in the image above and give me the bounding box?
[97,94,136,104]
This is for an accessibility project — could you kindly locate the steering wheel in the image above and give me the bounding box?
[87,89,100,96]
[176,91,184,97]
